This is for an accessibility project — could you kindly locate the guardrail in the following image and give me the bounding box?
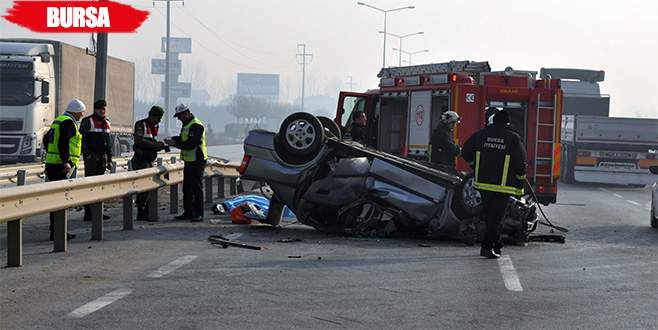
[0,157,240,267]
[0,153,181,185]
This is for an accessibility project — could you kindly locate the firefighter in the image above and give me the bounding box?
[80,99,113,221]
[165,104,207,222]
[44,98,86,241]
[349,111,367,144]
[132,106,168,221]
[461,110,527,259]
[430,111,461,168]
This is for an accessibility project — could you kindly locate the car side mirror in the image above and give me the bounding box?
[41,81,50,96]
[650,166,658,175]
[41,96,50,104]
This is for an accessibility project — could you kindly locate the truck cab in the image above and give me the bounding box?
[335,61,563,205]
[0,42,55,163]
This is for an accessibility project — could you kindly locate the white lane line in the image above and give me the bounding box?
[147,255,197,278]
[498,255,523,292]
[68,288,133,318]
[626,200,641,206]
[613,193,624,199]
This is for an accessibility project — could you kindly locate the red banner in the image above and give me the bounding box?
[3,1,149,33]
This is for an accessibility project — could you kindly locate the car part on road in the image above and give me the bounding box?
[278,112,325,157]
[208,235,263,250]
[528,234,566,244]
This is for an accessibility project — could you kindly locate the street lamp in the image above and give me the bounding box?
[357,2,415,68]
[392,48,429,65]
[379,31,423,66]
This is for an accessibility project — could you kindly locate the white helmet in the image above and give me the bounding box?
[441,111,461,125]
[65,98,86,113]
[174,103,190,117]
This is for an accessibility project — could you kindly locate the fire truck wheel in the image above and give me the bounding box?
[453,172,484,218]
[278,112,325,157]
[317,116,342,139]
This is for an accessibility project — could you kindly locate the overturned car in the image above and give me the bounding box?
[239,112,538,244]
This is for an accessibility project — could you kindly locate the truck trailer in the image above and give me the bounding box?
[0,39,134,164]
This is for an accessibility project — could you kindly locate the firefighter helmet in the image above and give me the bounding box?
[441,111,461,125]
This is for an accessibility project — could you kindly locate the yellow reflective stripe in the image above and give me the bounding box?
[516,174,526,180]
[501,154,510,186]
[475,151,480,181]
[474,181,524,195]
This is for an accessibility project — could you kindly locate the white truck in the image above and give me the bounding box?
[560,115,658,185]
[0,39,134,164]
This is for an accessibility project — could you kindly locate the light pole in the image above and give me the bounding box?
[357,2,415,68]
[392,48,429,65]
[379,31,423,66]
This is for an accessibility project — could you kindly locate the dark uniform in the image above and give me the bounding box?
[44,111,82,240]
[132,114,166,220]
[80,101,113,221]
[172,115,207,220]
[430,123,461,168]
[462,111,527,258]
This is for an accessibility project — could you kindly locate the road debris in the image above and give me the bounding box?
[208,235,263,250]
[277,238,302,243]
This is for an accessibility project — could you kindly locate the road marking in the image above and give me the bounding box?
[147,255,197,278]
[498,255,523,292]
[613,193,624,199]
[68,288,132,318]
[626,200,641,206]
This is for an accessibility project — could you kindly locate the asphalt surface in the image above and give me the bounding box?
[1,181,657,329]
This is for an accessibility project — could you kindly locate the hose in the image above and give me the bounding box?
[525,178,569,233]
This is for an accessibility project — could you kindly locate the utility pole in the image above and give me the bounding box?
[154,0,183,135]
[93,0,108,101]
[347,76,354,91]
[296,44,312,112]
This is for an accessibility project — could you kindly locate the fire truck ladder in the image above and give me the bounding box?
[534,93,557,184]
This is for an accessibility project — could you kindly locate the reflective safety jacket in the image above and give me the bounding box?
[133,118,161,162]
[180,117,207,162]
[46,114,82,166]
[462,123,527,195]
[81,113,112,158]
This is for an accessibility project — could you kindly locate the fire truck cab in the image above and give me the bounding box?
[335,61,563,205]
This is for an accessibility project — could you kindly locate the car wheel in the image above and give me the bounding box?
[278,112,325,157]
[317,116,342,139]
[453,172,484,218]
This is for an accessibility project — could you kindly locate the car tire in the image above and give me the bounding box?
[317,116,342,139]
[453,172,484,219]
[278,112,325,157]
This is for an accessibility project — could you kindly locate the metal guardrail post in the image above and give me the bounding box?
[147,158,161,222]
[90,201,103,241]
[6,170,26,267]
[52,210,67,252]
[170,157,178,214]
[230,178,237,196]
[127,159,133,171]
[123,159,134,230]
[217,175,226,199]
[205,176,213,204]
[111,161,117,174]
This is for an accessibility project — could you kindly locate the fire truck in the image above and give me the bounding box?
[335,61,563,205]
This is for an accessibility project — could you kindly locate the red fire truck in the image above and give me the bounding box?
[335,61,563,205]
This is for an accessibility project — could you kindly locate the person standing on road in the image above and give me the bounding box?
[131,106,168,221]
[80,99,113,221]
[165,104,207,222]
[430,111,461,168]
[43,98,86,241]
[461,110,527,259]
[349,111,367,144]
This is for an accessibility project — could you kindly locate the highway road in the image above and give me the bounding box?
[1,181,656,329]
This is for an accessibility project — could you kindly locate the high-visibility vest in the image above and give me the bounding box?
[180,117,207,162]
[45,114,82,166]
[473,151,525,196]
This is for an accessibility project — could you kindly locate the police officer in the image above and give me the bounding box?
[132,106,168,221]
[44,99,86,241]
[430,111,461,168]
[461,110,527,259]
[165,104,207,222]
[80,99,113,221]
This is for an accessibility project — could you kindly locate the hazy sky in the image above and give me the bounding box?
[1,0,657,118]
